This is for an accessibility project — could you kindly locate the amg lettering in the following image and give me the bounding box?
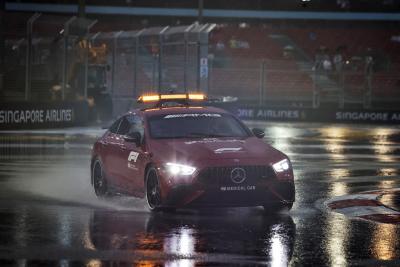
[164,113,221,119]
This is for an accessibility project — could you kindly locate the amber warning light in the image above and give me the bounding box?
[138,93,206,103]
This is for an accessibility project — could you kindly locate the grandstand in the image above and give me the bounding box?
[1,1,400,116]
[207,21,400,107]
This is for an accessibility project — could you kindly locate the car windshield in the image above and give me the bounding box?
[148,113,250,139]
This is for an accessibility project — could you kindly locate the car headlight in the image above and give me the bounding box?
[165,163,196,176]
[272,159,290,173]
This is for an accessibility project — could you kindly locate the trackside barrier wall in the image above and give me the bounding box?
[212,103,400,124]
[0,101,89,129]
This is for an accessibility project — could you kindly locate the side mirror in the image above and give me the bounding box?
[124,132,141,146]
[252,128,265,139]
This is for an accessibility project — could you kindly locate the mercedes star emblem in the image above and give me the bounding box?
[230,167,246,184]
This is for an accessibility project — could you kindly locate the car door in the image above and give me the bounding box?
[111,116,132,192]
[117,114,147,196]
[100,118,122,188]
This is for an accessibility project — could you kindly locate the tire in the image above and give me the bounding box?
[263,202,293,213]
[92,159,108,197]
[145,167,162,211]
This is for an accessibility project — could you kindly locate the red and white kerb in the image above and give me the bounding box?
[324,188,400,224]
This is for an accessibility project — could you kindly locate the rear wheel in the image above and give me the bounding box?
[146,167,162,211]
[92,159,108,197]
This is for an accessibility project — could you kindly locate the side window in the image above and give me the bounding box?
[117,117,131,135]
[109,118,122,134]
[126,114,145,141]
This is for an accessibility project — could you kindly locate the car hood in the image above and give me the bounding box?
[149,137,285,164]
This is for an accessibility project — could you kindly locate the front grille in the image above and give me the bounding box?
[198,165,275,186]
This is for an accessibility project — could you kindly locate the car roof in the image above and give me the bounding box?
[129,105,230,117]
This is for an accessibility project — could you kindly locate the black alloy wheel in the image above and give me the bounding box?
[146,167,162,211]
[92,159,108,197]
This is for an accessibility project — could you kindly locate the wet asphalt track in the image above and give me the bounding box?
[0,121,400,266]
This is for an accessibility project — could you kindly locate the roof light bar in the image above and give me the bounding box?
[139,95,160,102]
[161,94,187,100]
[138,93,206,103]
[188,93,205,100]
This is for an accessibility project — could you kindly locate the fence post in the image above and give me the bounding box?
[184,35,188,93]
[207,55,213,95]
[0,2,4,95]
[184,24,195,93]
[197,24,208,92]
[61,16,77,101]
[134,29,144,97]
[196,40,200,92]
[338,76,344,109]
[364,69,372,109]
[158,26,169,93]
[25,13,41,101]
[259,60,266,107]
[312,67,320,108]
[152,55,157,92]
[338,69,345,109]
[111,31,123,97]
[84,20,97,99]
[197,24,215,93]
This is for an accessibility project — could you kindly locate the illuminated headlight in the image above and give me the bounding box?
[166,163,196,176]
[272,159,290,173]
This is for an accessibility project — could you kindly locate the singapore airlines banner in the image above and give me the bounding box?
[234,107,400,123]
[0,102,89,129]
[211,103,400,124]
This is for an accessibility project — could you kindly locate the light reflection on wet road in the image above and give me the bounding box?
[0,122,399,266]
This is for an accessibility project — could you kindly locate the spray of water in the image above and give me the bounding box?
[6,159,149,212]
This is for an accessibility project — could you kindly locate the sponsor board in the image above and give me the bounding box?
[238,108,303,120]
[335,111,400,122]
[233,106,400,124]
[0,109,72,124]
[0,101,89,129]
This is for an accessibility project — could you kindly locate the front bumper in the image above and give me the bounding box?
[163,180,295,208]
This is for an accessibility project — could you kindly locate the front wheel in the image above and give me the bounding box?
[145,167,162,211]
[92,159,108,197]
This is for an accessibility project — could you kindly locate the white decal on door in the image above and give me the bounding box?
[128,151,139,162]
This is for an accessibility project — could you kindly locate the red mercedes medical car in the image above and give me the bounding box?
[91,93,295,211]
